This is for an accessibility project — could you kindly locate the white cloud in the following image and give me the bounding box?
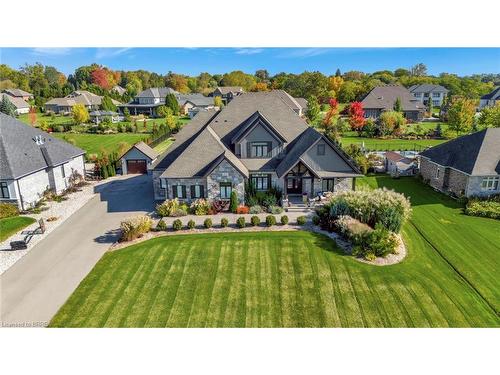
[235,48,264,55]
[278,48,332,58]
[31,48,72,56]
[95,48,132,59]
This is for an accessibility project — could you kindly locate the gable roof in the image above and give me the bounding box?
[3,88,32,97]
[295,97,308,110]
[45,91,121,107]
[385,151,405,162]
[0,113,85,179]
[480,87,500,101]
[215,86,244,95]
[420,128,500,175]
[408,84,449,94]
[1,93,30,110]
[120,141,159,161]
[112,85,127,95]
[361,85,425,112]
[274,90,303,113]
[136,87,178,98]
[230,111,287,144]
[177,93,214,107]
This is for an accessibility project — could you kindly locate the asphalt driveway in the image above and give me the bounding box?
[0,174,154,327]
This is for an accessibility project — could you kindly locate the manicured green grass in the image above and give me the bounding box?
[18,112,74,128]
[153,138,174,154]
[0,216,36,242]
[53,133,148,156]
[50,228,499,327]
[340,136,445,151]
[359,175,500,314]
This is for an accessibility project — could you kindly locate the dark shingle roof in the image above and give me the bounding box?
[136,87,178,98]
[0,93,30,110]
[0,113,85,179]
[177,93,214,107]
[420,128,500,175]
[481,87,500,101]
[361,85,425,112]
[408,84,449,94]
[215,86,244,95]
[3,88,32,97]
[125,141,159,161]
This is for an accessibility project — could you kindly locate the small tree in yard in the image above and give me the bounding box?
[394,97,402,112]
[348,102,365,135]
[165,93,180,115]
[28,106,37,125]
[477,103,500,129]
[214,96,223,108]
[0,95,16,116]
[427,98,433,117]
[447,97,476,136]
[72,104,89,125]
[322,98,339,130]
[230,190,238,213]
[378,111,406,137]
[306,95,320,124]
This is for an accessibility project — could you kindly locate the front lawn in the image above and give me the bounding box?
[53,133,148,156]
[50,229,499,327]
[0,216,36,242]
[340,136,445,151]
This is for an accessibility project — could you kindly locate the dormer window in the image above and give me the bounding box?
[250,142,270,158]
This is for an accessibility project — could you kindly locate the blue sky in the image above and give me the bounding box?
[1,48,499,77]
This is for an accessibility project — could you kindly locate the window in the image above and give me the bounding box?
[322,179,335,192]
[413,92,422,98]
[160,179,166,189]
[481,177,499,191]
[0,182,9,199]
[191,185,204,198]
[220,182,232,199]
[435,168,440,179]
[317,144,325,156]
[61,165,66,178]
[250,174,271,191]
[172,185,186,199]
[424,93,429,97]
[250,142,270,158]
[432,92,441,98]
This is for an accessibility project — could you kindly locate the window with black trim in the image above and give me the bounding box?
[322,179,335,192]
[250,174,271,191]
[0,182,9,198]
[160,179,166,189]
[317,144,325,156]
[172,185,186,199]
[220,182,232,199]
[250,142,269,158]
[191,184,204,198]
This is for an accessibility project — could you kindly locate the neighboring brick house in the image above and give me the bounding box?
[151,91,362,203]
[408,84,449,107]
[419,128,500,197]
[0,113,85,210]
[479,87,500,109]
[361,84,426,121]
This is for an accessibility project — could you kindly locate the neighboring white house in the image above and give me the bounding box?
[1,93,30,115]
[119,142,159,175]
[384,151,416,177]
[479,87,500,109]
[408,84,449,107]
[0,113,85,210]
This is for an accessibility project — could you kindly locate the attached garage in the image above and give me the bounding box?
[119,141,159,175]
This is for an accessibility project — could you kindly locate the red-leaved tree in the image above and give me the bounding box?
[28,106,37,126]
[91,67,114,90]
[322,98,339,128]
[348,102,365,135]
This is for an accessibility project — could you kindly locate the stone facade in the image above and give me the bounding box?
[206,159,245,203]
[447,168,468,197]
[419,158,444,190]
[420,157,469,197]
[334,177,353,192]
[152,170,165,200]
[166,178,206,202]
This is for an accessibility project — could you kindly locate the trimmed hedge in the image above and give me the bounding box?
[464,199,500,220]
[266,215,276,227]
[187,219,196,229]
[204,218,213,229]
[251,215,260,226]
[172,219,183,231]
[280,215,289,225]
[156,219,167,231]
[236,216,246,228]
[220,218,229,227]
[297,216,307,225]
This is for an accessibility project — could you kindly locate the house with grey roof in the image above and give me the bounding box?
[419,128,500,197]
[152,91,362,203]
[361,84,426,121]
[0,113,85,210]
[119,87,213,117]
[408,84,449,107]
[2,88,33,101]
[1,93,30,115]
[211,86,244,104]
[44,90,121,114]
[112,85,127,96]
[119,141,159,175]
[479,87,500,109]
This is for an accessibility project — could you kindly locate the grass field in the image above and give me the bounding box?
[53,133,149,156]
[0,216,36,242]
[340,136,445,151]
[18,112,74,127]
[50,177,500,327]
[153,138,174,154]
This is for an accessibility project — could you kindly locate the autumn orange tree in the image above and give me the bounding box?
[91,67,116,90]
[348,102,365,136]
[322,98,339,129]
[28,106,37,126]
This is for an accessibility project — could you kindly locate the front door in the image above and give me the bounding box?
[287,177,302,194]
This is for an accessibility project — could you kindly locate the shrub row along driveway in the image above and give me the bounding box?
[50,227,498,327]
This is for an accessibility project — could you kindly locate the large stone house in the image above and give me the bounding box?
[119,87,214,117]
[479,87,500,109]
[44,90,121,114]
[419,128,500,197]
[361,84,426,121]
[0,113,85,210]
[408,84,449,107]
[152,91,361,203]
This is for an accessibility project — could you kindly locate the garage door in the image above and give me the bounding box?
[126,160,147,174]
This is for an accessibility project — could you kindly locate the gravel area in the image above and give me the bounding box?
[0,180,106,275]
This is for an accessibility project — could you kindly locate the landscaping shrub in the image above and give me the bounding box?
[266,215,276,227]
[204,218,213,229]
[187,219,196,230]
[297,216,307,225]
[212,199,229,213]
[262,194,277,208]
[190,198,210,215]
[220,217,229,227]
[172,219,183,231]
[464,198,500,220]
[280,215,289,225]
[236,216,246,228]
[155,219,167,231]
[230,191,238,213]
[249,205,263,214]
[0,203,19,219]
[251,215,261,226]
[236,205,249,214]
[120,215,153,242]
[311,215,320,226]
[156,198,179,217]
[171,208,188,217]
[246,195,259,207]
[268,205,283,214]
[352,223,398,261]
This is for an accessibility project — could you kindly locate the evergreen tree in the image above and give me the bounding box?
[0,95,16,116]
[394,97,402,112]
[165,93,180,115]
[101,95,117,112]
[230,191,238,213]
[335,68,342,77]
[427,97,434,117]
[306,96,320,123]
